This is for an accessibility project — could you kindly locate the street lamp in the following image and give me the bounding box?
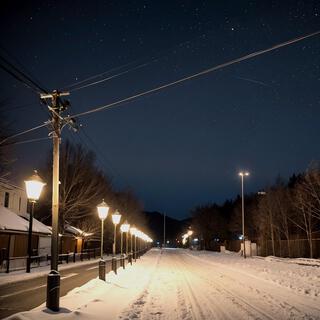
[239,171,249,258]
[120,221,130,254]
[97,200,109,280]
[120,221,130,269]
[187,230,193,249]
[25,170,45,273]
[130,226,137,263]
[111,211,121,273]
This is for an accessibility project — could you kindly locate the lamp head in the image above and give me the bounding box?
[239,171,250,177]
[120,221,130,233]
[97,199,109,220]
[24,170,46,202]
[130,226,137,235]
[112,211,121,225]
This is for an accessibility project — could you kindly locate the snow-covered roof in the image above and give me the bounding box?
[65,224,93,237]
[0,206,51,235]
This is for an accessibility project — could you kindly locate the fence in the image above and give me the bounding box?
[0,248,101,273]
[225,239,320,258]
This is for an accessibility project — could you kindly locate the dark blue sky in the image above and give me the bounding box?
[1,1,320,219]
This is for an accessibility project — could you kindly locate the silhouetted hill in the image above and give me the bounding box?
[143,211,190,245]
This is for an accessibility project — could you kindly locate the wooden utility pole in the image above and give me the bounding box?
[40,90,69,311]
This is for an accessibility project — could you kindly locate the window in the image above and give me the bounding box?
[4,192,9,208]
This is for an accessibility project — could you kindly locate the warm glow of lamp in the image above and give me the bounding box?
[239,171,250,177]
[130,226,137,235]
[120,221,130,233]
[112,211,121,225]
[97,199,109,220]
[24,170,45,202]
[187,230,193,236]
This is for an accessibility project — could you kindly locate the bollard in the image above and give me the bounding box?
[128,252,132,265]
[73,252,76,263]
[120,255,125,269]
[99,259,106,281]
[46,270,60,311]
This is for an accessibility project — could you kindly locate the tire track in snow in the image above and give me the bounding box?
[171,252,235,320]
[184,252,320,320]
[120,251,163,319]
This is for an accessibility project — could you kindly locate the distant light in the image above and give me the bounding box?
[239,235,244,240]
[194,238,199,242]
[166,240,170,244]
[187,230,193,236]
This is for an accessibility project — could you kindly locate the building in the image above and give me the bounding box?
[0,180,28,215]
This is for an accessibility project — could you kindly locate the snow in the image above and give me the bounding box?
[6,248,320,320]
[0,206,51,234]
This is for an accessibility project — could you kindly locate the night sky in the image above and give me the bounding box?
[1,1,319,219]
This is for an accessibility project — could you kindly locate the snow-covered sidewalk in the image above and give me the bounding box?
[7,248,320,320]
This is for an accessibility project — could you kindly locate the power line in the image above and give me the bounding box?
[2,30,319,145]
[0,55,48,93]
[0,62,41,94]
[69,30,320,119]
[0,45,49,93]
[0,123,48,145]
[0,136,50,148]
[69,62,150,92]
[63,32,210,92]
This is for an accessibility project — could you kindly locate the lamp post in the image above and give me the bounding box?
[130,226,137,263]
[111,211,121,273]
[97,200,109,280]
[25,170,45,273]
[187,230,193,250]
[120,220,130,255]
[239,171,249,258]
[120,221,130,269]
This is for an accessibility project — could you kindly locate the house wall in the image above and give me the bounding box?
[39,236,51,256]
[0,182,28,214]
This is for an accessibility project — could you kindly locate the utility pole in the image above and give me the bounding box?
[40,90,71,311]
[163,212,166,248]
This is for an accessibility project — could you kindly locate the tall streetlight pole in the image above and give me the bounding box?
[163,212,166,249]
[97,200,109,281]
[239,171,249,259]
[25,170,45,273]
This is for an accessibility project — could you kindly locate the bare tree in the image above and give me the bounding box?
[42,141,114,232]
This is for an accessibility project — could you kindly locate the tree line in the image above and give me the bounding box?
[191,165,320,258]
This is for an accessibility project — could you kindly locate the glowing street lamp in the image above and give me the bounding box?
[97,200,109,281]
[111,211,121,273]
[130,226,137,263]
[25,170,45,273]
[112,211,122,255]
[120,221,130,255]
[239,171,250,258]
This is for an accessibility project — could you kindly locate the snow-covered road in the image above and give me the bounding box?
[8,248,320,320]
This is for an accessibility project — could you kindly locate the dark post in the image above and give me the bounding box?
[26,201,35,273]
